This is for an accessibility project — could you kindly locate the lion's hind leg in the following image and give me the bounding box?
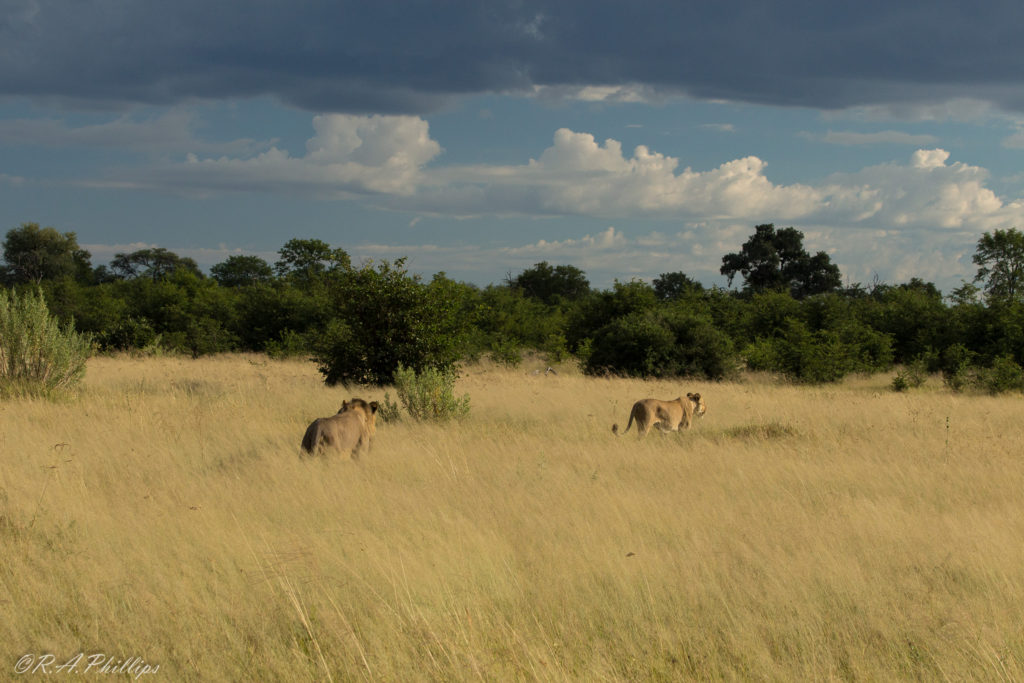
[635,406,654,437]
[301,420,323,455]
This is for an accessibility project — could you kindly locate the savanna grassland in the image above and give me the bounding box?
[2,354,1024,681]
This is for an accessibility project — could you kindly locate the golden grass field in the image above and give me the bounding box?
[2,353,1024,681]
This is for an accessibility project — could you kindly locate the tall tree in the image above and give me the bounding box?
[109,247,202,281]
[274,238,351,283]
[972,227,1024,304]
[653,271,703,300]
[511,261,590,304]
[720,223,841,299]
[314,258,470,385]
[210,254,274,287]
[1,222,92,284]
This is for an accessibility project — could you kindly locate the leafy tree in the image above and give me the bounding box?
[740,291,803,343]
[511,261,590,304]
[471,284,564,359]
[566,279,659,351]
[745,319,851,384]
[720,223,841,298]
[40,278,128,348]
[210,254,274,287]
[109,247,202,281]
[867,281,946,363]
[972,227,1024,304]
[112,269,237,356]
[584,309,735,379]
[948,281,982,306]
[314,259,471,385]
[2,222,93,285]
[653,271,703,301]
[231,282,328,353]
[274,238,351,284]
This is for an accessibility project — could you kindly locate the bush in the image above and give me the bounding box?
[941,344,976,392]
[584,309,736,379]
[892,358,928,392]
[264,329,312,359]
[391,364,470,422]
[377,391,402,424]
[489,338,522,367]
[978,355,1024,394]
[747,320,849,384]
[314,260,470,386]
[543,332,570,364]
[741,338,780,373]
[744,318,892,384]
[0,288,92,397]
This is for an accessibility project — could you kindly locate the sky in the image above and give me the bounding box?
[2,1,1024,293]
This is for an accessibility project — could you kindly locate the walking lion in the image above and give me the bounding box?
[612,393,706,437]
[301,398,379,459]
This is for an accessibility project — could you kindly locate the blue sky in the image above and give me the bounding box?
[2,1,1024,293]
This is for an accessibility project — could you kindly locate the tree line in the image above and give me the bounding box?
[4,221,1024,391]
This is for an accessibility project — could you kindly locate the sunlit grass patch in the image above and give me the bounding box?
[2,355,1024,680]
[721,420,801,441]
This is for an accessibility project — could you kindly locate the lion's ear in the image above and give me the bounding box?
[369,401,379,413]
[340,400,349,412]
[690,392,701,400]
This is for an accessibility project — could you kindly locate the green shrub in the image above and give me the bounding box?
[377,391,402,423]
[543,332,570,364]
[978,355,1024,395]
[941,344,976,392]
[0,288,92,398]
[892,358,928,392]
[583,309,736,379]
[741,338,780,373]
[314,259,470,386]
[573,337,594,366]
[392,364,470,422]
[489,338,522,367]
[264,329,312,359]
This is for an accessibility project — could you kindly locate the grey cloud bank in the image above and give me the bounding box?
[3,0,1024,113]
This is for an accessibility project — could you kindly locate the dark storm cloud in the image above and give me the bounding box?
[3,0,1023,113]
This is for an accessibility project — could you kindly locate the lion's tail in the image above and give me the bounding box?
[612,411,635,436]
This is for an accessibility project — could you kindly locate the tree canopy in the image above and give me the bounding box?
[109,247,202,281]
[973,227,1024,305]
[211,255,274,288]
[511,261,590,304]
[1,222,92,285]
[274,238,351,284]
[8,219,1024,391]
[720,224,841,299]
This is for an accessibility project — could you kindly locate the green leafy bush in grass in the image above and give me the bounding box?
[392,363,470,422]
[0,288,92,398]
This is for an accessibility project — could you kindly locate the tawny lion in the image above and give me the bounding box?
[301,398,379,459]
[612,393,706,437]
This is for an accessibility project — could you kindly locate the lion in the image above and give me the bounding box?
[612,392,706,437]
[300,398,379,459]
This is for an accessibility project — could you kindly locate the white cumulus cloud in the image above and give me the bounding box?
[108,114,442,198]
[96,119,1024,242]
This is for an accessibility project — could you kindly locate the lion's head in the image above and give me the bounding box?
[339,398,380,434]
[687,392,707,418]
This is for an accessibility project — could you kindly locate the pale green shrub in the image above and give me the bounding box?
[0,288,92,397]
[392,363,470,421]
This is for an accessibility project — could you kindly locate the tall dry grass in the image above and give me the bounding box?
[2,354,1024,681]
